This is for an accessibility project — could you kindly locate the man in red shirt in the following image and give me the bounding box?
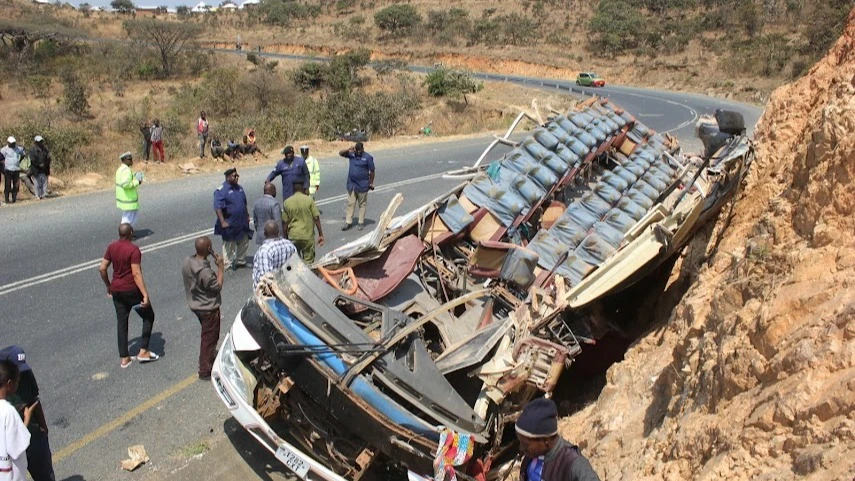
[99,223,159,368]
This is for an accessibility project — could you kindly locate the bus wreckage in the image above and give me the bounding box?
[211,96,754,481]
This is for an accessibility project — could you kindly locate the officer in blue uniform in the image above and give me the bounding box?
[214,168,252,270]
[265,145,309,202]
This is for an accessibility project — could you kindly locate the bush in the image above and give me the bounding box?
[326,48,371,91]
[426,8,471,44]
[3,112,94,172]
[292,62,327,91]
[318,83,420,138]
[423,68,483,105]
[257,0,316,26]
[110,0,135,14]
[24,75,52,98]
[61,70,90,118]
[374,4,421,37]
[589,0,644,55]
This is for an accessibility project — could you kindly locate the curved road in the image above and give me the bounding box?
[0,70,763,480]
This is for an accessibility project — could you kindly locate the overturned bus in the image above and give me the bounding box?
[211,96,754,481]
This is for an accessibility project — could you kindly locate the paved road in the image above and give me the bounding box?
[0,78,763,481]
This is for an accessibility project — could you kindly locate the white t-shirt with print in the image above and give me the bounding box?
[0,399,29,481]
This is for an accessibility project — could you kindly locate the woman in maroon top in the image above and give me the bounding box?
[98,223,159,368]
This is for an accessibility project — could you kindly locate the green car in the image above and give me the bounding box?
[576,72,606,87]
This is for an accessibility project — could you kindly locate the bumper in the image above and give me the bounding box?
[212,330,349,481]
[593,81,605,87]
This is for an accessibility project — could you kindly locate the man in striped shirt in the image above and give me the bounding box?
[252,220,297,288]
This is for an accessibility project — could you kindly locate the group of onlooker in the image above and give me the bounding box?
[1,135,53,205]
[139,119,165,163]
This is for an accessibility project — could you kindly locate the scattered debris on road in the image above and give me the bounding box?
[120,445,150,472]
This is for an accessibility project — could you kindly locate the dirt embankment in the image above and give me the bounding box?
[558,7,855,481]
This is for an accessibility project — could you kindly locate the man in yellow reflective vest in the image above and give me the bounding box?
[115,151,144,228]
[300,145,320,198]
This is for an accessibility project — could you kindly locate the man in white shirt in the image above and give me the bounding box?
[0,360,35,481]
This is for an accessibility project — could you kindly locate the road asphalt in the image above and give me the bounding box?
[0,79,763,481]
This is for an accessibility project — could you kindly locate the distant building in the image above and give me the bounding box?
[219,2,237,11]
[238,0,258,9]
[191,1,210,12]
[31,0,52,5]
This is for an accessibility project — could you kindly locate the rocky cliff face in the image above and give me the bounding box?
[559,7,855,481]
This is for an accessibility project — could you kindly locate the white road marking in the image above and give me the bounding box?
[0,172,447,297]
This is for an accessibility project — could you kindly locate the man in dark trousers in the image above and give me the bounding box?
[282,181,324,263]
[517,398,600,481]
[339,142,374,231]
[28,136,51,201]
[214,168,252,270]
[0,346,55,481]
[139,121,152,162]
[99,223,159,368]
[252,183,281,247]
[265,145,308,202]
[181,236,225,380]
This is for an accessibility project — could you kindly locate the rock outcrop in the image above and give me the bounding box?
[559,7,855,481]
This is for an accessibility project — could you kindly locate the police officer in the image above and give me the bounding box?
[115,151,144,228]
[214,168,252,270]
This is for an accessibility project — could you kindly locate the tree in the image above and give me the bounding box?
[79,3,92,17]
[110,0,136,14]
[589,0,644,55]
[176,5,190,16]
[374,4,421,37]
[123,18,202,76]
[424,68,483,105]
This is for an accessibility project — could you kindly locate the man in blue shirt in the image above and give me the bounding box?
[214,168,252,270]
[339,142,375,231]
[265,145,309,202]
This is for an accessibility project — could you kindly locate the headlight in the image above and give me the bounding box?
[220,334,250,401]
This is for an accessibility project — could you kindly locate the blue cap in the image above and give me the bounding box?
[0,346,31,372]
[515,398,558,437]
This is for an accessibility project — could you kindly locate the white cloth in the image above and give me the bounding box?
[121,209,139,228]
[0,399,30,481]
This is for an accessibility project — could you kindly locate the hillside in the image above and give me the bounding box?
[558,6,855,480]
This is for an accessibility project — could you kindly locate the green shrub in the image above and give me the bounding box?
[292,62,327,91]
[60,70,90,118]
[589,0,644,55]
[423,68,483,105]
[3,113,94,172]
[24,75,52,98]
[374,4,421,37]
[257,0,315,26]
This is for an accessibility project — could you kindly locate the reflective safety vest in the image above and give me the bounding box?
[305,155,321,196]
[115,163,140,211]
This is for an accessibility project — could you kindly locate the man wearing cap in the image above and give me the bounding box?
[516,398,600,481]
[115,152,144,228]
[0,346,55,481]
[1,136,27,204]
[300,145,321,198]
[29,136,52,201]
[338,142,374,231]
[265,145,309,202]
[214,168,252,270]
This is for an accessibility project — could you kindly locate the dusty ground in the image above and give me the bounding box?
[558,8,855,481]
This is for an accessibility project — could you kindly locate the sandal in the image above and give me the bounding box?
[137,353,160,363]
[121,358,134,369]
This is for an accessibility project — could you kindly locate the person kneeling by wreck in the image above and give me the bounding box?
[517,398,601,481]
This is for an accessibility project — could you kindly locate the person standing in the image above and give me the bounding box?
[115,152,144,228]
[197,111,209,158]
[252,183,281,247]
[300,145,321,198]
[0,360,36,481]
[214,168,252,270]
[1,136,26,204]
[516,398,601,481]
[282,181,325,263]
[99,223,159,368]
[181,236,224,380]
[139,121,152,162]
[150,119,165,163]
[252,220,297,288]
[0,346,55,481]
[265,145,308,202]
[339,142,375,231]
[28,136,51,201]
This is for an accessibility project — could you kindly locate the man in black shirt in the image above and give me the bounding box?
[0,345,55,481]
